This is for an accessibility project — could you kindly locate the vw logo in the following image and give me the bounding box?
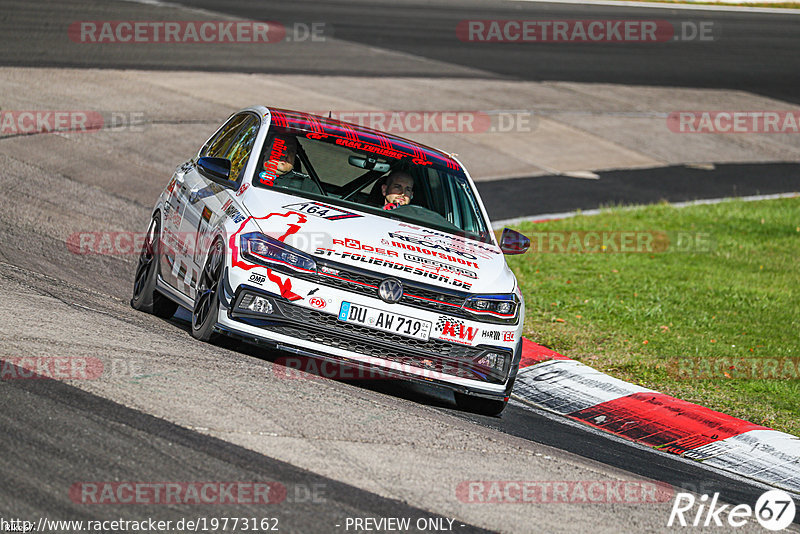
[378,278,403,304]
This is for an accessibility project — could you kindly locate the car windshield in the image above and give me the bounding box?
[253,130,493,244]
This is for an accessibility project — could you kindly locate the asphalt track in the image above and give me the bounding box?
[3,0,800,104]
[1,0,799,532]
[476,162,800,222]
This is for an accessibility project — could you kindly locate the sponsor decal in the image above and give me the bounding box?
[393,226,499,253]
[221,199,245,223]
[403,252,477,279]
[200,206,213,224]
[387,231,498,261]
[481,330,501,341]
[282,201,362,221]
[435,317,478,345]
[194,206,214,263]
[308,297,327,309]
[258,171,274,185]
[165,176,178,195]
[333,137,406,160]
[235,182,250,197]
[332,238,398,257]
[248,272,266,285]
[314,248,472,290]
[261,137,288,186]
[229,211,307,301]
[481,330,517,343]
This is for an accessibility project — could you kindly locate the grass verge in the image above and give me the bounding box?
[506,197,800,435]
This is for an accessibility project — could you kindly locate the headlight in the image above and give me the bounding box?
[463,294,519,323]
[240,232,316,273]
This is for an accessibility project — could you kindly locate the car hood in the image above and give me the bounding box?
[241,188,515,295]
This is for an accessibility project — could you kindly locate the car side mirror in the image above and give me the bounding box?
[197,157,235,187]
[499,228,530,255]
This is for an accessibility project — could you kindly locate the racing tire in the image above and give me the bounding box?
[191,238,224,342]
[454,392,507,417]
[131,214,178,319]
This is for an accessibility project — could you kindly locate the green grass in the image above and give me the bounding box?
[506,197,800,435]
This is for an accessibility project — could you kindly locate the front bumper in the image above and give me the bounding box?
[218,280,521,399]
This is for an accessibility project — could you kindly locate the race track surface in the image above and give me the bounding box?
[1,0,798,532]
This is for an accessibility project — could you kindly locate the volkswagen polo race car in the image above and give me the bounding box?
[132,106,530,415]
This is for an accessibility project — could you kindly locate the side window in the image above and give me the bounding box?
[426,167,450,219]
[227,119,260,182]
[199,113,260,182]
[200,114,249,158]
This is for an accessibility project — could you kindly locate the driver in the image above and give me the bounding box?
[260,134,298,186]
[380,171,414,210]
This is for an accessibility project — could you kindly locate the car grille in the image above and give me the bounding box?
[255,300,505,384]
[298,260,470,318]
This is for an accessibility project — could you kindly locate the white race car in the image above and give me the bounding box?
[132,106,530,415]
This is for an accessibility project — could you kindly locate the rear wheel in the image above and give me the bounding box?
[131,214,178,319]
[454,392,507,417]
[192,239,224,342]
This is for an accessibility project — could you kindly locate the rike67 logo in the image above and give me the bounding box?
[436,317,478,345]
[668,489,796,530]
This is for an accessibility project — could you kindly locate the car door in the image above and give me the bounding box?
[177,112,261,300]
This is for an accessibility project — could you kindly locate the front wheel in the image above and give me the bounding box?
[131,214,178,319]
[191,239,224,342]
[454,392,507,417]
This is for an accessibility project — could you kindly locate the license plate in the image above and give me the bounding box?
[338,302,431,341]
